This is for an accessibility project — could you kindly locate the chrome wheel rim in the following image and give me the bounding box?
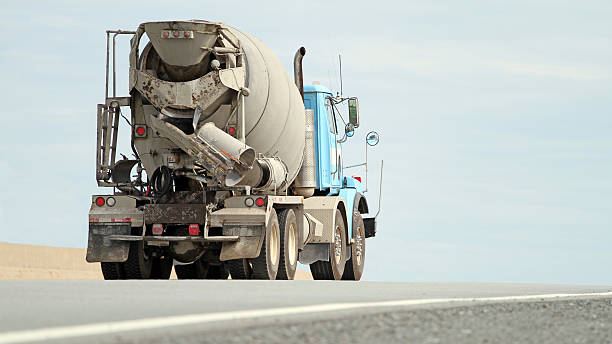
[288,223,297,266]
[270,223,280,264]
[334,226,342,264]
[355,225,364,266]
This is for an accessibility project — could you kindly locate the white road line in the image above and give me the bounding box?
[1,291,611,343]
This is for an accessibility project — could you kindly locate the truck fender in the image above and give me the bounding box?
[302,196,348,246]
[351,192,370,238]
[353,192,370,215]
[299,198,349,264]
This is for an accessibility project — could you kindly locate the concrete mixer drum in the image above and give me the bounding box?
[127,20,305,190]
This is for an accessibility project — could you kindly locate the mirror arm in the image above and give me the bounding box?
[365,139,368,192]
[344,162,366,169]
[374,160,384,219]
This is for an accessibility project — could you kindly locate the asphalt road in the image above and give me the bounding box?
[0,281,610,343]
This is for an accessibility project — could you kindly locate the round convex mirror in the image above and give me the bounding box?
[345,123,355,137]
[366,131,380,146]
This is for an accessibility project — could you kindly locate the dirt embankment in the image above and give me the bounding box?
[0,242,311,280]
[0,242,101,280]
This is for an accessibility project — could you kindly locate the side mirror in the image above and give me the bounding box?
[366,131,379,146]
[348,97,359,128]
[345,123,355,137]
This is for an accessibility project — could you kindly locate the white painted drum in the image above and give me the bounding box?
[229,28,306,186]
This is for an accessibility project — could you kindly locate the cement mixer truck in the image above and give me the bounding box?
[86,20,380,281]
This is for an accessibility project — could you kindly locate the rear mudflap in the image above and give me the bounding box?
[363,217,376,238]
[219,224,264,261]
[86,223,132,262]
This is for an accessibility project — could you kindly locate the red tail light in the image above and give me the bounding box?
[227,127,236,136]
[255,197,265,207]
[152,224,163,235]
[189,224,200,236]
[95,197,105,207]
[135,125,147,138]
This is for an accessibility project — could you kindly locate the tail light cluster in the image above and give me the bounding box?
[134,125,147,138]
[151,223,199,236]
[95,196,116,207]
[152,224,164,235]
[189,224,200,236]
[244,197,265,207]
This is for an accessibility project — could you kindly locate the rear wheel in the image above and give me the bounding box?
[175,258,208,279]
[175,258,229,279]
[250,208,280,280]
[228,259,252,279]
[101,262,124,280]
[276,209,298,280]
[342,214,366,281]
[123,241,153,279]
[149,256,173,279]
[206,263,229,279]
[310,209,347,280]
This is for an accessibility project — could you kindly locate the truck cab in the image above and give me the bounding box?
[303,84,344,193]
[303,83,373,247]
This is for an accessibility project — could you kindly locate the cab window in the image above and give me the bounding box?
[325,98,337,134]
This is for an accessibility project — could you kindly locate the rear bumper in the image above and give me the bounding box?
[89,203,207,226]
[86,223,240,263]
[86,196,279,263]
[105,234,239,243]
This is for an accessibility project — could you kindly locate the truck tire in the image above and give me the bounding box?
[206,263,229,279]
[250,208,280,280]
[342,214,366,281]
[310,209,347,280]
[149,256,173,279]
[101,262,124,280]
[276,209,298,280]
[123,241,153,279]
[228,259,252,279]
[175,259,208,279]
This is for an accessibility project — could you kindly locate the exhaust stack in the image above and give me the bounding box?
[293,47,306,100]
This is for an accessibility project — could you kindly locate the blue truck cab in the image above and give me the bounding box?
[303,84,369,239]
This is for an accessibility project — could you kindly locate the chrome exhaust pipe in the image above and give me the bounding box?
[293,47,306,100]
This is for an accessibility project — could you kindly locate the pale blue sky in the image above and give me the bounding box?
[1,1,611,284]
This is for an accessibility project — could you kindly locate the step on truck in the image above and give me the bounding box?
[86,20,381,280]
